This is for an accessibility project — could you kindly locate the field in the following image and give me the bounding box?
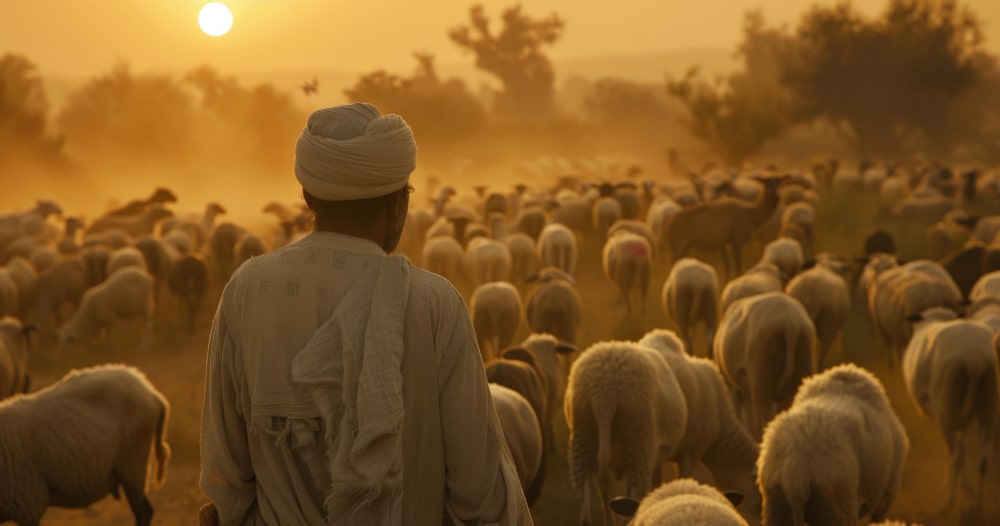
[16,181,1000,526]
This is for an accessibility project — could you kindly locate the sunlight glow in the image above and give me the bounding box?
[198,2,233,37]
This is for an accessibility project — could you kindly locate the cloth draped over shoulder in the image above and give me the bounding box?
[293,102,417,202]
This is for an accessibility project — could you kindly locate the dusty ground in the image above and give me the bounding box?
[17,186,1000,525]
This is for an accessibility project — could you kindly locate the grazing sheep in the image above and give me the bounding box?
[100,187,177,218]
[904,308,998,513]
[537,223,578,276]
[565,340,688,525]
[159,202,226,250]
[57,216,85,255]
[80,246,112,287]
[761,238,804,284]
[608,220,658,260]
[720,262,785,315]
[0,317,33,399]
[489,384,543,506]
[551,197,593,237]
[163,229,195,256]
[524,268,582,345]
[666,176,785,280]
[167,254,209,332]
[638,329,762,524]
[970,270,1000,302]
[519,333,577,451]
[470,282,523,362]
[785,261,851,369]
[28,245,59,274]
[58,267,155,351]
[420,235,465,282]
[208,222,245,281]
[5,256,36,318]
[662,258,720,355]
[514,206,548,241]
[505,233,540,284]
[106,246,148,276]
[465,238,513,286]
[0,268,18,319]
[0,364,170,526]
[82,228,133,251]
[33,257,88,331]
[133,236,174,303]
[757,364,909,526]
[940,243,988,299]
[592,197,623,243]
[646,198,681,250]
[86,207,174,239]
[609,478,748,526]
[602,230,652,318]
[715,292,817,440]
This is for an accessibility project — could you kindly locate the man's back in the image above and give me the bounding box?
[201,231,511,524]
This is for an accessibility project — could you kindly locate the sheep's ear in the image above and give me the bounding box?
[555,342,577,355]
[608,496,640,518]
[723,491,745,508]
[905,313,924,323]
[802,259,817,270]
[502,347,538,370]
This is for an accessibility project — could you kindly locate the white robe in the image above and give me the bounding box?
[200,231,530,525]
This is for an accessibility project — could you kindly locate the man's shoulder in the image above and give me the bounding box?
[405,261,466,310]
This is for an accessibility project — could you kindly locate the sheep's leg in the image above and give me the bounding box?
[719,246,731,282]
[676,452,698,478]
[580,472,593,526]
[976,420,993,512]
[123,484,154,526]
[941,429,963,513]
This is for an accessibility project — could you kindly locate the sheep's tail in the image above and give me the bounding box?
[152,395,171,489]
[592,395,616,485]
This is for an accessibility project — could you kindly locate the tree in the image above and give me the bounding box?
[583,78,671,129]
[779,0,985,158]
[344,52,487,140]
[449,4,563,119]
[0,54,61,160]
[57,62,195,157]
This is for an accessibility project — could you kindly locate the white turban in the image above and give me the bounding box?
[294,103,417,201]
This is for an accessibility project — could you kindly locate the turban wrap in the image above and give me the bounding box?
[294,103,417,201]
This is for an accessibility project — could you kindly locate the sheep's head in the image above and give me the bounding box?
[151,188,178,204]
[35,199,63,218]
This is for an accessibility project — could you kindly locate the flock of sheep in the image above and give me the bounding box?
[1,157,1000,525]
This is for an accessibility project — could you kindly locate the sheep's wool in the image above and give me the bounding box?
[294,103,417,201]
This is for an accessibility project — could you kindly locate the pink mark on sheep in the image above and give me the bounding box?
[627,242,649,257]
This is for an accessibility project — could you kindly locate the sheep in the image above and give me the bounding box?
[0,317,33,399]
[715,292,817,440]
[608,219,658,260]
[106,246,148,276]
[761,238,804,284]
[662,258,719,356]
[565,340,688,525]
[82,228,133,250]
[646,197,681,249]
[785,260,851,369]
[551,196,593,237]
[537,223,578,276]
[666,176,785,280]
[514,206,548,241]
[519,333,577,452]
[524,268,582,345]
[488,383,543,505]
[33,257,88,331]
[470,282,523,362]
[602,230,652,318]
[99,187,177,218]
[638,329,762,524]
[863,229,897,257]
[484,192,510,218]
[970,270,1000,302]
[133,236,174,303]
[159,202,226,250]
[505,233,540,284]
[163,229,195,256]
[57,216,85,255]
[80,246,112,287]
[465,237,513,286]
[720,262,785,315]
[757,363,909,526]
[903,308,998,513]
[58,267,155,352]
[5,256,36,318]
[208,221,245,280]
[609,478,748,526]
[420,235,465,282]
[0,268,18,319]
[867,260,963,369]
[86,207,174,239]
[27,246,58,274]
[0,364,170,526]
[167,254,209,332]
[235,232,266,268]
[592,197,623,243]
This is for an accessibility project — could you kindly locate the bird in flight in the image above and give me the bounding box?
[300,76,318,96]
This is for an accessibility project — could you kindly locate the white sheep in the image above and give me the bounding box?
[465,237,513,286]
[86,207,174,239]
[0,364,170,526]
[537,223,578,276]
[609,478,748,526]
[720,261,785,314]
[470,281,524,362]
[519,332,577,451]
[662,258,720,356]
[33,257,89,332]
[602,230,652,318]
[420,235,465,282]
[167,254,209,332]
[505,233,540,284]
[0,268,18,319]
[761,237,804,284]
[565,340,687,525]
[785,261,851,369]
[0,317,33,399]
[5,256,36,318]
[970,270,1000,302]
[715,291,817,440]
[592,196,623,243]
[58,267,155,352]
[28,245,59,274]
[106,246,148,276]
[903,308,998,513]
[757,363,909,525]
[638,329,762,524]
[489,383,543,501]
[524,268,582,345]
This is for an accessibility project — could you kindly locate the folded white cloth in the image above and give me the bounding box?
[291,254,411,525]
[294,103,417,201]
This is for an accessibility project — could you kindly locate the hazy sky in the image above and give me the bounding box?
[3,0,999,76]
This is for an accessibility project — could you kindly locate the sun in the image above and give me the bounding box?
[198,2,233,37]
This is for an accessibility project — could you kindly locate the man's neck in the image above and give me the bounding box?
[313,221,385,250]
